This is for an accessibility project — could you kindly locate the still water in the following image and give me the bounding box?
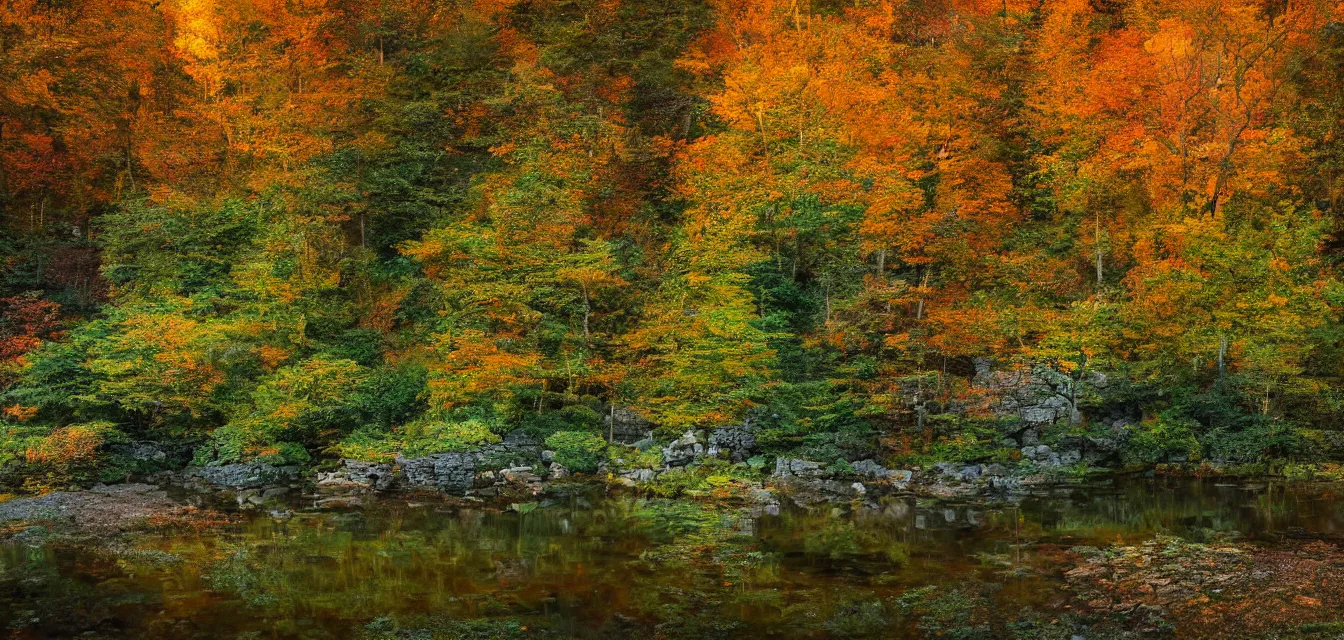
[4,477,1344,639]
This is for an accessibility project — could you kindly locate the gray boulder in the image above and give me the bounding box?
[604,407,657,444]
[933,462,982,481]
[707,424,757,462]
[849,459,892,478]
[661,430,705,467]
[188,462,299,490]
[620,468,659,483]
[1021,443,1083,468]
[778,478,867,506]
[848,460,912,485]
[107,441,168,464]
[976,362,1081,427]
[773,458,825,479]
[1058,449,1082,466]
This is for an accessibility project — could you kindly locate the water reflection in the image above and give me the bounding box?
[4,477,1344,639]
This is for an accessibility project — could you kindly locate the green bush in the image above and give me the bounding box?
[256,442,311,466]
[1123,415,1201,465]
[337,418,501,461]
[644,467,711,498]
[1282,462,1318,481]
[521,403,604,438]
[544,430,607,474]
[1203,419,1304,463]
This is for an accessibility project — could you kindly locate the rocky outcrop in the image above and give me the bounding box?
[472,466,547,498]
[619,467,660,483]
[975,360,1084,427]
[604,407,658,444]
[1020,444,1081,468]
[477,430,545,466]
[315,430,551,496]
[768,457,916,505]
[708,424,757,462]
[341,460,397,490]
[773,457,825,479]
[107,441,169,464]
[917,461,1048,496]
[186,462,300,490]
[777,478,874,506]
[104,441,195,475]
[850,459,913,483]
[1082,415,1136,464]
[661,423,759,468]
[661,430,706,467]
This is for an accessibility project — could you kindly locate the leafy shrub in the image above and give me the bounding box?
[200,356,366,464]
[2,421,122,489]
[644,467,711,498]
[349,364,428,431]
[0,424,42,468]
[894,586,991,640]
[255,442,311,466]
[609,443,662,470]
[24,422,118,466]
[1203,419,1303,463]
[338,418,501,461]
[822,599,889,637]
[521,403,603,438]
[1123,415,1201,465]
[891,416,1009,468]
[544,430,606,474]
[1282,462,1317,481]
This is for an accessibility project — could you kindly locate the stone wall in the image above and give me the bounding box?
[186,462,300,490]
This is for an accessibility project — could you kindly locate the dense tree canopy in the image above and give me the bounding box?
[5,0,1344,479]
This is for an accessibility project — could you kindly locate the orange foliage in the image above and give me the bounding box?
[25,425,106,466]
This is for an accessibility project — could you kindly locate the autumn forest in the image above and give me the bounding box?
[5,0,1344,485]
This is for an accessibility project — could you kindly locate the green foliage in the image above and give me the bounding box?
[196,356,366,464]
[520,403,603,438]
[1123,415,1202,466]
[643,467,711,498]
[611,442,663,471]
[338,418,502,462]
[891,416,1014,468]
[1204,420,1304,463]
[349,364,430,433]
[543,430,607,474]
[98,199,260,296]
[822,599,888,637]
[1281,462,1318,482]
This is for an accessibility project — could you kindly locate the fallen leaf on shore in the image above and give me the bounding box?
[1293,595,1321,607]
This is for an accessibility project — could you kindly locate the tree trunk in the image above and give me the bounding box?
[1094,213,1103,286]
[1217,334,1229,380]
[582,285,591,344]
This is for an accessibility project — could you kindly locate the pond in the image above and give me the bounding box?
[4,477,1344,639]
